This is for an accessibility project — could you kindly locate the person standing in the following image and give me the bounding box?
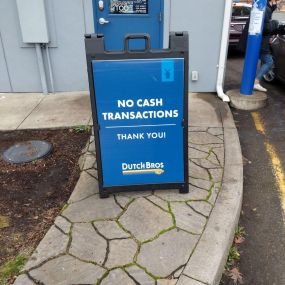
[254,0,279,92]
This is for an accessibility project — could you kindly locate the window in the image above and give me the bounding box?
[232,6,251,17]
[110,0,148,14]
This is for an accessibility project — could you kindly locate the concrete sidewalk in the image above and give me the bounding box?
[1,92,243,285]
[0,92,91,131]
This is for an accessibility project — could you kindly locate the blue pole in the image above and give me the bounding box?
[240,0,267,95]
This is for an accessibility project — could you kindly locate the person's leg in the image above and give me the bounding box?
[254,53,274,92]
[256,53,274,80]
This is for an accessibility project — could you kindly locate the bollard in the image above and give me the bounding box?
[240,0,267,95]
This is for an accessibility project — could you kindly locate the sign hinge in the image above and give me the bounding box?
[159,12,162,22]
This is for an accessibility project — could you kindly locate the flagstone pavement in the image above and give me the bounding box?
[12,93,242,285]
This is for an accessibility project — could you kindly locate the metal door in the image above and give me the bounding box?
[93,0,163,50]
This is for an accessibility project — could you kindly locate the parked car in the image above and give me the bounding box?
[229,3,251,48]
[264,35,285,83]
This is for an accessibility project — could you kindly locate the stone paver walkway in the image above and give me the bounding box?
[15,125,225,285]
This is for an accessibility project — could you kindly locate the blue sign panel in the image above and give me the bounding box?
[92,58,185,187]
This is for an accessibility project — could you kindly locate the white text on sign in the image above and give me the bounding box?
[117,132,166,141]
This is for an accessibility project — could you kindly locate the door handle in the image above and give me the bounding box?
[99,18,110,25]
[98,0,104,11]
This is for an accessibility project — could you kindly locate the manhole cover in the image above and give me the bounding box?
[3,140,53,164]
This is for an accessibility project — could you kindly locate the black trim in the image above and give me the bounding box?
[85,32,189,198]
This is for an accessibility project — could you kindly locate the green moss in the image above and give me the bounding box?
[116,220,135,239]
[205,147,214,159]
[135,263,160,280]
[0,255,27,284]
[60,203,68,214]
[133,244,141,263]
[116,198,136,220]
[206,186,213,201]
[168,202,176,227]
[142,226,175,245]
[73,125,91,133]
[96,270,110,285]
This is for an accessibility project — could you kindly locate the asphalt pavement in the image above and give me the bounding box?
[223,49,285,285]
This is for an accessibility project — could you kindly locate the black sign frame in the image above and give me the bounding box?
[85,33,189,198]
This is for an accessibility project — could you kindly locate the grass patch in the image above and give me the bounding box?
[226,245,240,270]
[0,255,27,285]
[224,225,246,275]
[73,125,91,133]
[235,226,246,238]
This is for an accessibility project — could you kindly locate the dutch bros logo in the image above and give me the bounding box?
[122,162,165,175]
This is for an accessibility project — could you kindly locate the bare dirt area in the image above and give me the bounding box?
[0,128,90,281]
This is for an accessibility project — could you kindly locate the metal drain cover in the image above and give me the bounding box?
[3,140,53,164]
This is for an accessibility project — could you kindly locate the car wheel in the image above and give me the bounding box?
[263,69,276,83]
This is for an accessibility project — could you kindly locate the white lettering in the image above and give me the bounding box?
[102,113,108,120]
[117,99,134,108]
[122,161,165,171]
[117,133,145,140]
[137,98,164,107]
[146,132,166,139]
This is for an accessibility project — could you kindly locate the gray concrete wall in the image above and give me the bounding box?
[170,0,225,92]
[0,0,41,92]
[0,0,225,93]
[0,0,94,93]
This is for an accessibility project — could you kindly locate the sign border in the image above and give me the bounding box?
[85,33,189,198]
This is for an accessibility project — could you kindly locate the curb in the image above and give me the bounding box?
[177,103,243,285]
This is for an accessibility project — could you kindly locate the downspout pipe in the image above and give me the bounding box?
[216,0,232,102]
[45,44,55,93]
[35,43,48,95]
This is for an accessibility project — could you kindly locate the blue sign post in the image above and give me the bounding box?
[240,0,267,95]
[85,33,189,198]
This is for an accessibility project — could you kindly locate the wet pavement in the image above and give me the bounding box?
[223,50,285,285]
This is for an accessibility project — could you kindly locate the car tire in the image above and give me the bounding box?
[263,69,276,83]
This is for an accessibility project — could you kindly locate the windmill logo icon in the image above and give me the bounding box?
[161,60,174,82]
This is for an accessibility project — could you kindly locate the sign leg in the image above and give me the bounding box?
[179,184,189,194]
[100,189,110,199]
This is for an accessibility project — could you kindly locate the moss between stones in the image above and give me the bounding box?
[59,203,69,214]
[133,244,141,263]
[96,269,109,285]
[141,226,175,245]
[206,183,215,202]
[0,255,27,284]
[168,202,176,227]
[116,198,136,220]
[144,197,169,213]
[116,220,137,242]
[66,223,74,253]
